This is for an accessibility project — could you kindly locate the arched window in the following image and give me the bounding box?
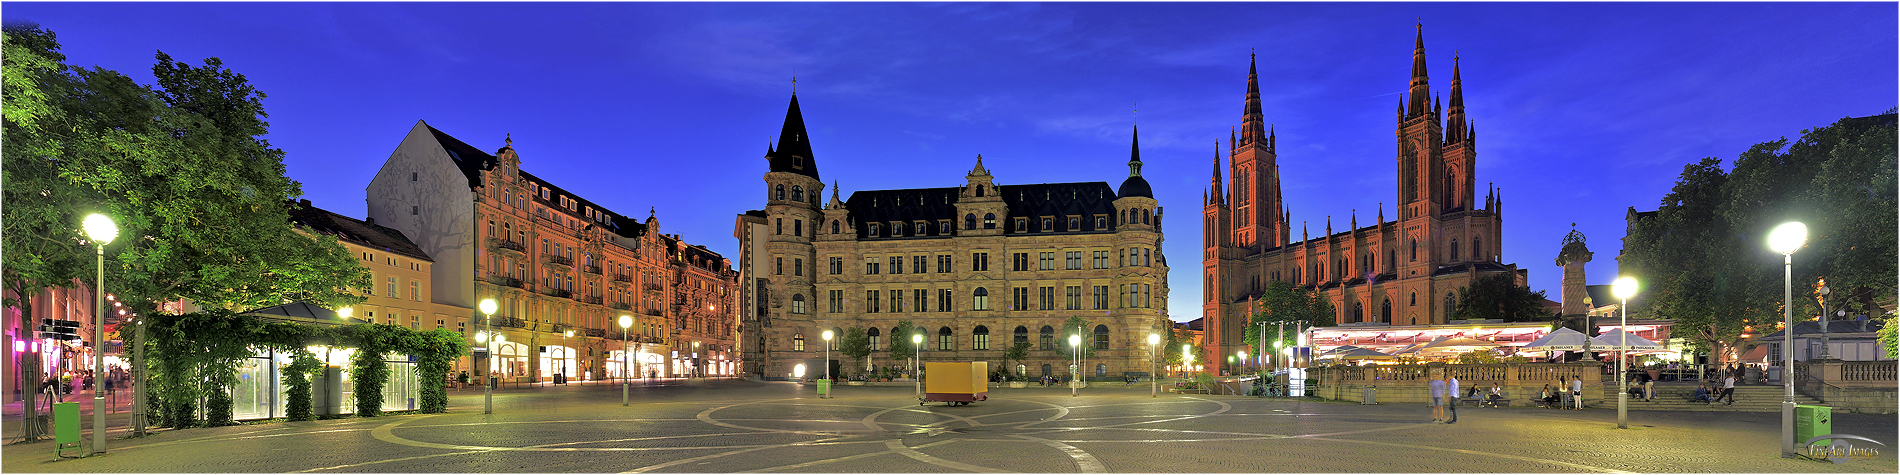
[1352,301,1364,323]
[1410,239,1418,261]
[1040,325,1055,350]
[1450,239,1460,260]
[964,214,977,230]
[1410,292,1417,306]
[1041,364,1052,377]
[1096,363,1107,377]
[1093,324,1110,349]
[983,213,997,229]
[1474,238,1483,261]
[1381,299,1392,324]
[1387,249,1396,273]
[938,326,955,352]
[791,185,804,202]
[1143,209,1152,224]
[1014,326,1029,345]
[976,185,985,197]
[775,184,785,201]
[973,325,991,350]
[1445,293,1456,314]
[791,294,806,314]
[831,220,840,234]
[793,333,805,351]
[972,287,990,310]
[867,327,882,351]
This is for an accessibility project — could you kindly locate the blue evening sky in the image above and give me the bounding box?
[6,2,1895,322]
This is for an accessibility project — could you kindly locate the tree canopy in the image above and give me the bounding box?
[1619,112,1897,355]
[1241,280,1336,359]
[1451,273,1552,322]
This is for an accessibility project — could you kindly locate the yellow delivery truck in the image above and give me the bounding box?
[922,361,989,406]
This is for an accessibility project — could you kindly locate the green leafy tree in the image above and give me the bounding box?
[1057,315,1096,365]
[886,320,917,365]
[1451,273,1552,322]
[1004,341,1031,380]
[838,326,871,376]
[1242,281,1337,360]
[1621,113,1897,357]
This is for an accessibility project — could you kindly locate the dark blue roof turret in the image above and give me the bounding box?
[1117,123,1154,198]
[766,94,820,180]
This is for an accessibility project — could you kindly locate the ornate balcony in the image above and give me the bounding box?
[644,283,664,293]
[583,328,607,338]
[582,265,602,275]
[612,302,633,311]
[544,288,572,299]
[492,316,527,329]
[582,296,603,305]
[486,275,523,288]
[612,274,633,283]
[548,255,574,267]
[496,239,527,253]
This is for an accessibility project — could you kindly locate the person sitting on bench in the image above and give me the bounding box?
[1539,384,1560,407]
[1486,383,1504,406]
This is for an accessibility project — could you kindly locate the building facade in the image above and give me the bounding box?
[285,199,475,372]
[367,122,738,383]
[737,93,1174,380]
[1202,26,1524,375]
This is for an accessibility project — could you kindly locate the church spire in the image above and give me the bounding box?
[1407,23,1431,119]
[1208,142,1225,206]
[1240,51,1267,147]
[1448,55,1469,143]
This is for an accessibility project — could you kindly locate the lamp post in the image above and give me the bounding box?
[1255,321,1271,374]
[1069,334,1081,397]
[1816,281,1831,360]
[562,329,573,385]
[82,214,116,453]
[1238,351,1249,375]
[1183,344,1194,382]
[619,315,632,406]
[1768,221,1806,458]
[821,329,833,398]
[911,333,923,399]
[1148,333,1160,398]
[1612,276,1638,429]
[478,299,497,414]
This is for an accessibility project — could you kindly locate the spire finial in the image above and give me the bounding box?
[791,69,797,94]
[505,133,512,147]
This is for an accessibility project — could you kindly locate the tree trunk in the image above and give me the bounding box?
[14,295,43,440]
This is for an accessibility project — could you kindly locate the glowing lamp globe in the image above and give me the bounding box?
[83,214,118,245]
[1768,222,1807,256]
[1612,276,1638,300]
[478,299,498,315]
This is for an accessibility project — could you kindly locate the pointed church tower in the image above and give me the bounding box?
[761,89,825,360]
[1228,52,1285,251]
[1440,55,1477,212]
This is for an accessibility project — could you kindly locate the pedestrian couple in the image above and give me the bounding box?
[1429,374,1459,424]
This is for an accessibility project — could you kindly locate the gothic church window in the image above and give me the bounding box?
[1451,239,1459,260]
[1445,293,1456,315]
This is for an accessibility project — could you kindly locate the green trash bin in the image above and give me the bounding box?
[1795,405,1832,448]
[54,401,81,458]
[816,378,830,398]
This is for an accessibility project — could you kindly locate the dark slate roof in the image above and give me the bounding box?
[766,94,821,180]
[287,199,433,262]
[425,124,499,190]
[1118,175,1153,199]
[242,301,366,326]
[1429,260,1516,277]
[518,170,645,239]
[844,182,1120,239]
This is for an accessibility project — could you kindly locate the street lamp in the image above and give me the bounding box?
[821,329,834,398]
[1183,344,1194,382]
[337,307,354,321]
[1238,351,1249,375]
[912,333,923,399]
[1069,334,1081,397]
[82,213,115,454]
[478,298,497,414]
[619,315,632,406]
[1148,333,1160,398]
[1768,221,1806,458]
[1816,281,1831,361]
[1612,276,1638,430]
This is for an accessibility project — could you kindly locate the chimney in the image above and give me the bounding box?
[366,217,376,225]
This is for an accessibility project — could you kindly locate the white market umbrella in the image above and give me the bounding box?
[1591,328,1663,352]
[1519,327,1592,352]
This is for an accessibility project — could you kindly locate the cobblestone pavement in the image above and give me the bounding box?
[3,379,1894,473]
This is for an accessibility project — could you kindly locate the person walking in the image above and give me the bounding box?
[1444,374,1460,423]
[1569,375,1584,410]
[1720,373,1736,405]
[1642,372,1656,402]
[1428,376,1447,423]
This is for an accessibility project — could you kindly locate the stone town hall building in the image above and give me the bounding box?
[1202,26,1524,374]
[736,93,1173,380]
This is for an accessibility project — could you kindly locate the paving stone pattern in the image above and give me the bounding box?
[2,379,1893,473]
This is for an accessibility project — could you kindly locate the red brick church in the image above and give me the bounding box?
[1201,25,1525,375]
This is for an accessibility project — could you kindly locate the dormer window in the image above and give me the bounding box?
[1068,217,1079,231]
[869,224,880,236]
[1095,216,1106,229]
[1015,218,1027,232]
[916,221,929,235]
[939,221,950,234]
[1041,218,1053,231]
